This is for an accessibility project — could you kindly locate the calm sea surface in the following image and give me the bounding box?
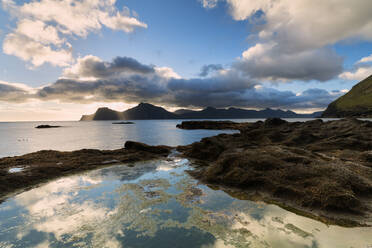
[0,119,241,158]
[0,119,371,247]
[0,118,344,158]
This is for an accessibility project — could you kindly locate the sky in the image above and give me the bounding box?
[0,0,372,121]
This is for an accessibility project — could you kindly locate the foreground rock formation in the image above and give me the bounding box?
[0,142,170,202]
[177,118,372,226]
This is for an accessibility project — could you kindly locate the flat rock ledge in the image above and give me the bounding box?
[0,141,171,202]
[177,118,372,226]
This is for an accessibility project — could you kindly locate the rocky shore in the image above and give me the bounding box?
[1,118,372,226]
[0,141,171,202]
[177,118,372,226]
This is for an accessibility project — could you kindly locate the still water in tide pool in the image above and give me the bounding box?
[0,153,371,248]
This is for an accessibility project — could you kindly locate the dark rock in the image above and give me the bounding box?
[112,122,134,124]
[176,121,241,130]
[178,118,372,225]
[35,125,61,129]
[0,143,171,202]
[264,118,287,126]
[124,141,170,154]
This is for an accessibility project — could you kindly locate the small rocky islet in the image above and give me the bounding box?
[1,118,372,226]
[35,125,61,129]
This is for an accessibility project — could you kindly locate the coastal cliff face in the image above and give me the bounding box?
[322,75,372,117]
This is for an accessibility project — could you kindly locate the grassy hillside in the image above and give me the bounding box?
[322,75,372,117]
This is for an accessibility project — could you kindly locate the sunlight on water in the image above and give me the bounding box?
[0,154,371,248]
[0,120,239,158]
[8,167,24,173]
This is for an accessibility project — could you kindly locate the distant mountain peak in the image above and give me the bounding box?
[80,103,322,121]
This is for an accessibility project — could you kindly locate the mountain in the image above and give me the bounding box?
[322,75,372,117]
[123,103,178,120]
[80,107,123,121]
[80,103,322,121]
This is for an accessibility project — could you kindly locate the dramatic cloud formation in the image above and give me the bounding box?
[2,0,147,67]
[235,45,343,81]
[0,54,345,112]
[11,56,340,111]
[201,0,372,82]
[62,55,155,80]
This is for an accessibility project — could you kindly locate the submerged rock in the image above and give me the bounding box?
[112,122,135,125]
[178,118,372,225]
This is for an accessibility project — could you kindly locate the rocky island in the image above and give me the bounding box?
[0,118,371,226]
[35,125,61,129]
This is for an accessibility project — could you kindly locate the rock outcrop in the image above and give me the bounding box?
[177,118,372,225]
[0,141,171,202]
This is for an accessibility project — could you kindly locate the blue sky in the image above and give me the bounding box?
[0,0,371,120]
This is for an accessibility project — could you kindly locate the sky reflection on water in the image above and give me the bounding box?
[0,155,371,248]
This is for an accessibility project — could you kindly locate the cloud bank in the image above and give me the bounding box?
[0,55,345,111]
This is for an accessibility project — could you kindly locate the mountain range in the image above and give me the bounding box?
[322,75,372,118]
[80,103,323,121]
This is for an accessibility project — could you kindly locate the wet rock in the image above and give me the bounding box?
[179,118,372,224]
[264,117,287,126]
[124,141,170,154]
[0,143,171,202]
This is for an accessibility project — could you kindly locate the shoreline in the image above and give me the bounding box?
[0,118,371,227]
[0,141,171,203]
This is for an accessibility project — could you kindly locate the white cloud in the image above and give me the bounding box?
[202,0,372,82]
[226,0,372,50]
[2,0,147,67]
[199,0,219,9]
[154,66,181,79]
[3,33,73,67]
[16,19,63,45]
[339,66,372,81]
[358,54,372,63]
